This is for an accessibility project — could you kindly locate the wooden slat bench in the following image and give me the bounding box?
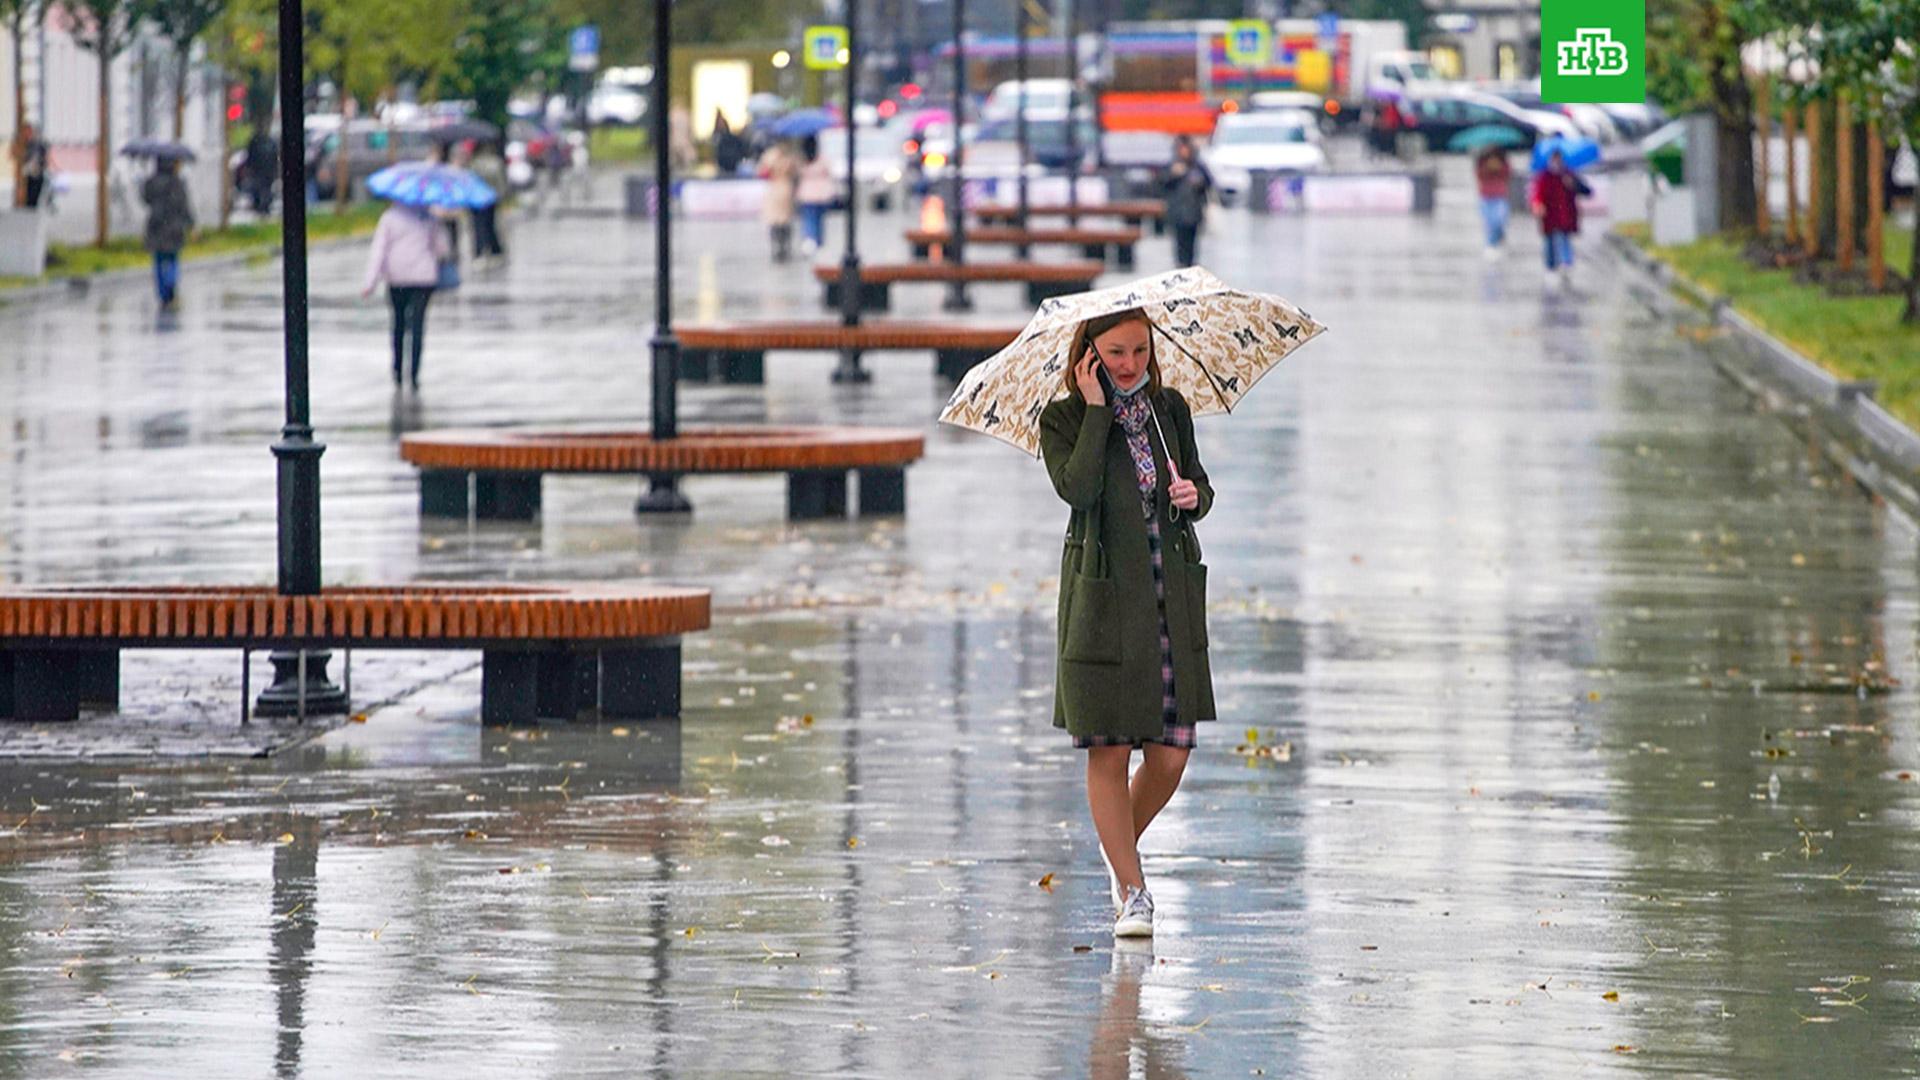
[813,261,1103,312]
[906,226,1140,268]
[974,199,1168,235]
[400,426,926,522]
[676,320,1020,383]
[0,583,711,724]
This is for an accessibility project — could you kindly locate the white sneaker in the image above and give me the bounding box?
[1483,245,1501,261]
[1114,885,1154,938]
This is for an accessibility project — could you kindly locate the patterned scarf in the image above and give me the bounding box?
[1114,387,1158,514]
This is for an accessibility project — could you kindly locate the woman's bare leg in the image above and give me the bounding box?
[1086,746,1144,894]
[1130,744,1191,840]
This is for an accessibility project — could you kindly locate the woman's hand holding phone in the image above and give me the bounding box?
[1074,347,1107,407]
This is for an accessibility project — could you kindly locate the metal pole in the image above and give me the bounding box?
[1064,0,1079,226]
[1014,0,1030,255]
[257,0,345,718]
[833,0,870,382]
[638,0,691,513]
[943,0,972,311]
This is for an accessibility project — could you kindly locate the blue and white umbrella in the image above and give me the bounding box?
[1530,134,1600,173]
[366,162,497,209]
[768,108,838,139]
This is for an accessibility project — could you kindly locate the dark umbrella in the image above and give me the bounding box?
[429,120,502,144]
[120,139,197,163]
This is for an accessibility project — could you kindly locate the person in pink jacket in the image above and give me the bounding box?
[362,204,451,390]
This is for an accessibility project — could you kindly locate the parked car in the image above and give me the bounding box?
[981,78,1075,123]
[1596,102,1668,141]
[306,120,436,199]
[1400,90,1575,154]
[1250,90,1337,134]
[819,124,908,211]
[1203,110,1328,205]
[1482,83,1620,143]
[587,83,647,126]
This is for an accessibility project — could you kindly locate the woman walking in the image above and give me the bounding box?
[759,140,799,263]
[1474,146,1513,258]
[362,202,450,390]
[141,158,194,311]
[794,135,836,255]
[1162,136,1213,269]
[1039,307,1215,938]
[1528,148,1590,290]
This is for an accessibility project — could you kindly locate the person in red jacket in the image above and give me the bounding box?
[1528,149,1591,288]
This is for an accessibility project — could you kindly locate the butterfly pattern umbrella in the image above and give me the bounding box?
[938,267,1327,456]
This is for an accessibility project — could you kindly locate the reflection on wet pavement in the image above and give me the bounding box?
[2,170,1919,1076]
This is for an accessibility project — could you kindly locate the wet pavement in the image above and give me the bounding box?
[3,159,1920,1077]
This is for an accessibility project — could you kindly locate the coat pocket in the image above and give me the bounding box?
[1062,572,1122,664]
[1186,562,1209,650]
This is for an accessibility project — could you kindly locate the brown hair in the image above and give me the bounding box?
[1063,307,1161,402]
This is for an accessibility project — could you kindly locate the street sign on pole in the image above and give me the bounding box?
[804,25,849,70]
[1316,11,1339,44]
[569,25,599,73]
[1224,19,1272,67]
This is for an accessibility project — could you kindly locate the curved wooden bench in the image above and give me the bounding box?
[812,261,1102,311]
[400,426,926,522]
[677,320,1020,383]
[906,226,1140,268]
[0,583,711,724]
[975,199,1168,234]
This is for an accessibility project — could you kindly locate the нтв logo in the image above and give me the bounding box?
[1557,28,1629,77]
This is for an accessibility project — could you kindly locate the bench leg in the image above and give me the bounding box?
[601,641,681,719]
[678,350,715,383]
[420,470,470,518]
[911,242,930,260]
[1080,242,1106,260]
[831,348,872,384]
[858,467,907,516]
[7,650,77,722]
[720,351,765,384]
[536,650,597,719]
[935,349,990,382]
[1150,217,1165,236]
[863,282,891,313]
[1027,280,1087,306]
[787,469,851,520]
[1115,243,1136,270]
[474,473,541,521]
[482,651,538,725]
[74,649,119,710]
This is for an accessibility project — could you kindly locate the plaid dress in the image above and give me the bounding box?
[1073,389,1197,751]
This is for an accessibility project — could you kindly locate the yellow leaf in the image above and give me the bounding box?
[349,713,369,724]
[610,727,631,737]
[1588,691,1602,702]
[846,837,860,849]
[1036,872,1056,893]
[1602,990,1620,1002]
[683,926,700,938]
[1244,727,1259,745]
[275,833,295,844]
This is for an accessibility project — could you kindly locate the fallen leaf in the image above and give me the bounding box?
[683,927,700,939]
[275,833,294,845]
[1036,873,1056,893]
[1071,944,1093,953]
[846,837,860,849]
[349,713,368,724]
[1602,990,1620,1002]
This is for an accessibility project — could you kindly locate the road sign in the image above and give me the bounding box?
[1316,12,1339,43]
[569,25,599,73]
[803,25,849,71]
[1224,19,1272,67]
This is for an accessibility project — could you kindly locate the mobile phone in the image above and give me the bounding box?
[1089,342,1118,399]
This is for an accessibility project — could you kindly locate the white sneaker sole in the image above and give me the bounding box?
[1113,913,1154,938]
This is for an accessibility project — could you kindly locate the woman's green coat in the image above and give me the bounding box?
[1040,388,1217,741]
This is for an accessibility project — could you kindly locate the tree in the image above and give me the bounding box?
[136,0,228,139]
[68,0,138,246]
[438,0,560,131]
[1647,0,1761,231]
[2,0,34,207]
[305,0,443,207]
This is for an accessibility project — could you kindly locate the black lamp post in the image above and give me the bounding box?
[943,0,972,312]
[1063,0,1079,226]
[1014,0,1030,256]
[636,0,692,513]
[832,0,870,383]
[257,0,344,717]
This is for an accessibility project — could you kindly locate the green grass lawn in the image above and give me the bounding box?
[1618,220,1920,428]
[588,126,648,164]
[0,202,386,290]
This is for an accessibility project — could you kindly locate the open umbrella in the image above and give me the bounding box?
[119,139,197,163]
[939,267,1328,456]
[366,162,497,209]
[1530,134,1600,172]
[1448,124,1529,154]
[769,108,838,139]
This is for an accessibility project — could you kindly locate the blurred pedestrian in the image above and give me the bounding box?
[669,102,697,175]
[243,130,278,214]
[713,113,746,175]
[1474,146,1513,258]
[362,202,451,390]
[795,135,835,255]
[1162,135,1213,269]
[1038,307,1215,939]
[1528,149,1590,290]
[140,158,193,311]
[12,121,48,208]
[469,140,508,263]
[759,140,798,262]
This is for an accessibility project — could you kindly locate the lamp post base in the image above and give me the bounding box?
[253,649,349,718]
[635,475,693,515]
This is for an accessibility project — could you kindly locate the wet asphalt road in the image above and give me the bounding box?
[1,162,1918,1077]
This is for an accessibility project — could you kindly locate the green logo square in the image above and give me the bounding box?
[1541,0,1644,104]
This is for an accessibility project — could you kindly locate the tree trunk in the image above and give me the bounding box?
[96,45,110,248]
[1754,76,1771,236]
[218,62,231,228]
[1708,35,1756,231]
[1836,97,1853,271]
[10,16,23,208]
[1804,103,1820,258]
[1867,115,1884,291]
[1813,96,1837,259]
[174,43,189,141]
[1783,103,1799,247]
[334,51,351,213]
